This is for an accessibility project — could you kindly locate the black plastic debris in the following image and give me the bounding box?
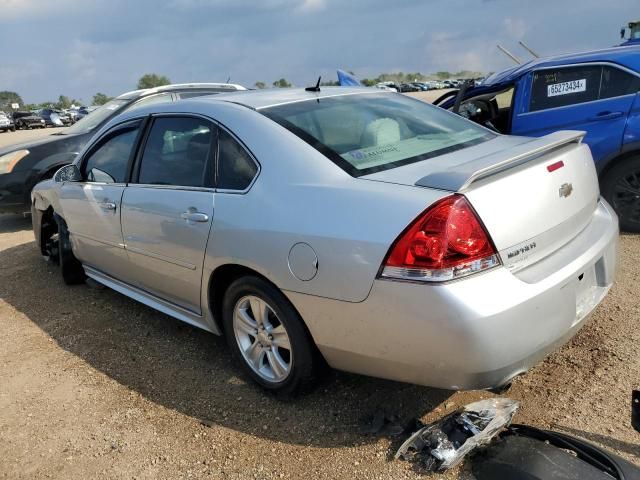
[394,398,518,471]
[472,424,640,480]
[361,410,406,437]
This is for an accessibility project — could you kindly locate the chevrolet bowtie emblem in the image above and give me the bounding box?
[559,183,573,198]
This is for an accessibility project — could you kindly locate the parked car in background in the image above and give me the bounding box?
[0,112,15,132]
[375,81,398,92]
[73,106,92,121]
[39,108,72,127]
[65,109,79,124]
[11,111,46,130]
[410,82,431,91]
[398,83,421,92]
[32,88,617,394]
[436,45,640,231]
[0,82,247,214]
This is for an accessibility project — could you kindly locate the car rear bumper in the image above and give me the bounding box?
[286,199,618,390]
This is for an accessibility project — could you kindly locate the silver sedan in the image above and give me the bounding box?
[31,87,618,394]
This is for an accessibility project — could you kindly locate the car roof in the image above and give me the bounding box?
[485,45,640,86]
[115,82,248,100]
[204,86,386,110]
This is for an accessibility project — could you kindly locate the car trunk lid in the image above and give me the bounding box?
[362,131,600,272]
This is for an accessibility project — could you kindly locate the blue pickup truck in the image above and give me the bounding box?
[437,45,640,232]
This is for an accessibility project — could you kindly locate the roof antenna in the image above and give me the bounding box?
[497,44,522,65]
[226,76,231,83]
[305,76,321,92]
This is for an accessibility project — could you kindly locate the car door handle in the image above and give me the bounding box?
[588,111,624,121]
[181,210,209,222]
[98,201,116,211]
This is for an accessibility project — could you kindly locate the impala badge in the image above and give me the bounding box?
[559,183,573,198]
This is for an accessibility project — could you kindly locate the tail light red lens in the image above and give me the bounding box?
[381,195,500,282]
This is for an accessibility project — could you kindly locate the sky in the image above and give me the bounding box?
[0,0,638,104]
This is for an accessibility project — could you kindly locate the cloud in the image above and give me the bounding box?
[1,0,639,103]
[297,0,326,12]
[503,17,527,40]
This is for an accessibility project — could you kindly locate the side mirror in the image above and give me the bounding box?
[53,164,82,183]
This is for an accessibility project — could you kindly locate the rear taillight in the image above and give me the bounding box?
[380,195,500,282]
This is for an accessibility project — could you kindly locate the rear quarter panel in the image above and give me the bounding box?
[198,103,446,303]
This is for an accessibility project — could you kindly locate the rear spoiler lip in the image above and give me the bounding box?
[415,130,586,192]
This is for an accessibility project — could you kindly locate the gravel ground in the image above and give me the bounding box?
[0,213,639,479]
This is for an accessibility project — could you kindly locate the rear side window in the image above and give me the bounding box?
[83,124,140,183]
[530,66,601,112]
[600,66,640,99]
[262,93,493,176]
[137,117,213,188]
[217,129,258,190]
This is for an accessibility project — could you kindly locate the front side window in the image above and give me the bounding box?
[217,129,258,190]
[262,93,493,176]
[83,124,140,183]
[137,117,213,188]
[530,65,602,112]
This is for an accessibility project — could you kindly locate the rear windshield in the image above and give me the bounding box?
[261,92,494,176]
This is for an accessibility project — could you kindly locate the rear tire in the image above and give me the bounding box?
[222,276,318,395]
[55,216,86,285]
[601,156,640,233]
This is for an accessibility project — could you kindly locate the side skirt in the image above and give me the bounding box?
[83,265,217,334]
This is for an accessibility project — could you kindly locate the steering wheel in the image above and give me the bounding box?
[461,99,500,132]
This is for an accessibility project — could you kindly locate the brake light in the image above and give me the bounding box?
[380,195,500,282]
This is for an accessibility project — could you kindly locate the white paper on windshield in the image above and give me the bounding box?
[547,79,586,97]
[342,130,485,170]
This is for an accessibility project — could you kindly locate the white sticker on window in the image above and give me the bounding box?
[547,79,586,97]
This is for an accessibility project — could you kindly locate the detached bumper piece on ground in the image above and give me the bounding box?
[394,398,519,471]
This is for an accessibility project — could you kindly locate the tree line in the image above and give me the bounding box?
[1,69,485,111]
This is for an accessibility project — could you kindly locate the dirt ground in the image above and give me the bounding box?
[1,211,639,479]
[0,127,65,150]
[1,92,639,478]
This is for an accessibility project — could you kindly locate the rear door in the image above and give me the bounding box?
[512,63,640,163]
[58,120,143,281]
[120,115,215,313]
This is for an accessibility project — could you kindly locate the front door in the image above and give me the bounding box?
[120,116,215,314]
[512,64,640,164]
[58,120,142,282]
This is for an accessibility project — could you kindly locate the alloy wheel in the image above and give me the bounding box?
[233,295,292,383]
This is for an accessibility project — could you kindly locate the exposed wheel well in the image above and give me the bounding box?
[598,149,640,181]
[208,264,278,333]
[39,206,58,256]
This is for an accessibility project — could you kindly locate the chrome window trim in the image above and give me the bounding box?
[524,61,640,115]
[125,183,215,193]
